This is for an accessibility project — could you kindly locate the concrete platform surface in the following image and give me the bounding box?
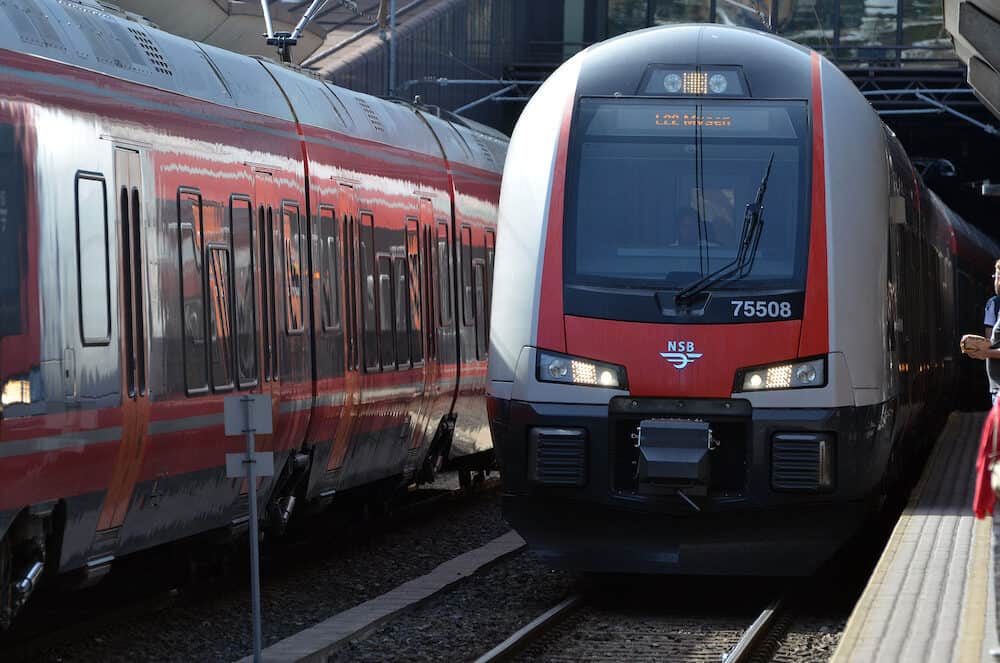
[832,412,997,663]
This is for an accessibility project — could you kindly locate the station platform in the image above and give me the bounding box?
[832,412,998,663]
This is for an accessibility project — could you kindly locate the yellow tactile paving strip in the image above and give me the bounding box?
[831,412,991,663]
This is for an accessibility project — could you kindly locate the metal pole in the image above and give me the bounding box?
[245,399,263,663]
[388,0,397,97]
[260,0,275,38]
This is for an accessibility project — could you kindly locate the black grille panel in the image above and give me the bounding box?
[529,428,586,486]
[772,434,834,492]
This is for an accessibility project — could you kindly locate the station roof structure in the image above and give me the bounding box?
[944,0,1000,119]
[110,0,452,71]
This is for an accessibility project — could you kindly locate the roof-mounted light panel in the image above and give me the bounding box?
[641,66,748,97]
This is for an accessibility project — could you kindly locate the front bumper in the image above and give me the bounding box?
[489,396,893,574]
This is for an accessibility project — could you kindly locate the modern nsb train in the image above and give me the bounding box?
[486,24,998,575]
[0,0,506,625]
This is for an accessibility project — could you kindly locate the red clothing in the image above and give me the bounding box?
[974,401,1000,519]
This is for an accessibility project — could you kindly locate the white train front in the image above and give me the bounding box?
[486,24,997,574]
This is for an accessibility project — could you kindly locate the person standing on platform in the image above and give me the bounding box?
[961,260,1000,404]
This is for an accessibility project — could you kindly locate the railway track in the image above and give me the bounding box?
[0,476,501,662]
[476,584,794,663]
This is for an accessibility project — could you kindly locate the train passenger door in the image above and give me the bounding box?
[95,147,151,541]
[326,184,360,471]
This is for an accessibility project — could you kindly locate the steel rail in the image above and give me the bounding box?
[473,594,585,663]
[723,597,786,663]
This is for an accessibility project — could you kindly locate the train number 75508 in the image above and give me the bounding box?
[731,300,793,319]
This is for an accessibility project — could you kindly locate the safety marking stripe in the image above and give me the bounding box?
[0,426,122,458]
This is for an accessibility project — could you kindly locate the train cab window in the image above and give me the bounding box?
[178,189,208,394]
[460,225,474,326]
[360,212,379,371]
[436,223,453,326]
[282,203,305,334]
[405,220,423,364]
[75,173,111,345]
[207,245,234,391]
[377,255,396,369]
[230,196,257,388]
[565,99,810,310]
[318,205,341,331]
[394,257,411,368]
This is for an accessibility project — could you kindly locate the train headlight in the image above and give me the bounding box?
[537,350,628,389]
[708,73,728,94]
[735,357,826,392]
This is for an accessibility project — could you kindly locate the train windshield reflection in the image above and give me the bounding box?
[565,97,811,291]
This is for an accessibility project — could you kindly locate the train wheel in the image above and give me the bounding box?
[0,535,12,630]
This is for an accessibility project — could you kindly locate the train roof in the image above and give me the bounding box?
[0,0,505,171]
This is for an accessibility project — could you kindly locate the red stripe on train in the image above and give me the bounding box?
[799,52,829,357]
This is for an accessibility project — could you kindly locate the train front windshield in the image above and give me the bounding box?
[565,98,810,294]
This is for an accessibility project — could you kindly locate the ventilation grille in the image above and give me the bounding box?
[4,0,66,51]
[530,428,586,486]
[128,27,171,76]
[771,434,833,492]
[471,134,498,169]
[355,97,384,132]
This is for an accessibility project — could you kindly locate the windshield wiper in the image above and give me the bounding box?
[675,152,775,306]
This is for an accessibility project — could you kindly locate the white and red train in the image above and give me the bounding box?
[487,24,998,575]
[0,0,505,624]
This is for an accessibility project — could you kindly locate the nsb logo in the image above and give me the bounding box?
[660,340,703,370]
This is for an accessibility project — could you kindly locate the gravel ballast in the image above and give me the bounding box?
[12,480,507,663]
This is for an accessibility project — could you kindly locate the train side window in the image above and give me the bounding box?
[178,188,208,394]
[436,223,453,326]
[405,219,423,365]
[360,212,379,371]
[207,244,234,392]
[230,196,258,388]
[377,255,396,369]
[474,261,487,359]
[394,257,411,368]
[460,225,474,326]
[282,202,305,334]
[485,229,495,328]
[75,173,111,346]
[319,205,341,331]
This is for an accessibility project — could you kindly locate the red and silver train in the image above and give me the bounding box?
[487,24,998,575]
[0,0,505,624]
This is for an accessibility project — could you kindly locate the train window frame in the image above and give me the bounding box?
[74,171,112,346]
[281,201,306,336]
[360,211,380,372]
[460,225,474,327]
[473,258,488,360]
[229,194,258,390]
[393,256,412,369]
[377,253,397,370]
[404,218,424,366]
[436,222,453,327]
[206,242,235,393]
[484,229,495,332]
[318,204,342,332]
[177,187,210,396]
